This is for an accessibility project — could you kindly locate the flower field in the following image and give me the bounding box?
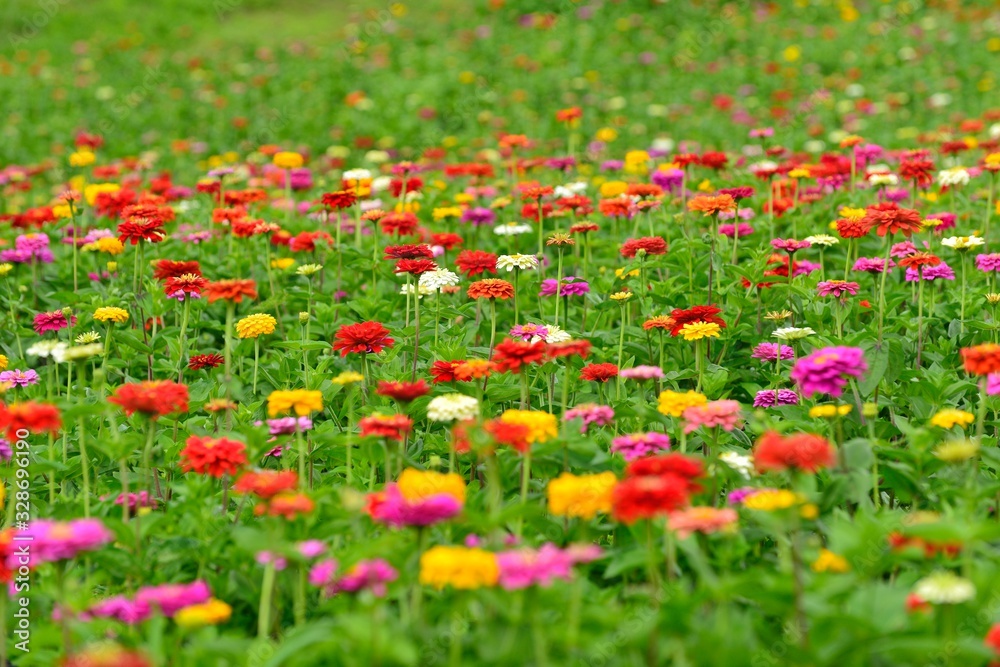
[3,1,1000,665]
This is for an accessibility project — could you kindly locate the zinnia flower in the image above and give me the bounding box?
[790,346,867,398]
[753,431,836,473]
[333,322,394,356]
[108,381,189,419]
[180,436,247,477]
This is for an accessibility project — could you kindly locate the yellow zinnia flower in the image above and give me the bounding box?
[0,354,8,371]
[271,258,295,270]
[398,468,466,503]
[93,307,129,324]
[657,390,707,418]
[499,409,558,444]
[332,371,364,385]
[419,546,499,590]
[267,390,323,417]
[273,151,303,169]
[83,183,120,206]
[235,314,277,339]
[679,321,721,341]
[811,549,849,573]
[69,150,96,167]
[174,599,232,628]
[809,404,852,419]
[929,408,974,430]
[547,471,616,519]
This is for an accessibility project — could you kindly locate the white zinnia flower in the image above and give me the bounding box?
[554,182,588,198]
[532,325,572,344]
[370,175,392,192]
[867,173,898,186]
[913,571,975,605]
[27,341,68,358]
[496,254,539,271]
[427,394,479,423]
[400,283,434,298]
[749,160,778,175]
[493,223,532,237]
[419,269,460,292]
[343,168,372,181]
[804,234,839,247]
[296,263,324,276]
[941,235,984,251]
[719,451,754,479]
[772,327,816,341]
[54,343,104,363]
[364,151,390,165]
[936,167,970,187]
[75,331,101,344]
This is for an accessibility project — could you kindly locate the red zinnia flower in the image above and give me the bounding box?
[164,273,208,299]
[753,431,836,473]
[33,311,76,335]
[625,453,704,482]
[545,340,592,360]
[612,474,692,524]
[0,401,61,440]
[359,414,413,441]
[620,236,667,258]
[961,344,1000,376]
[381,212,419,236]
[455,249,498,277]
[394,259,437,275]
[117,218,166,245]
[580,363,619,382]
[484,419,532,453]
[188,353,224,370]
[861,202,923,237]
[108,381,190,419]
[389,177,423,198]
[899,159,934,187]
[180,435,247,478]
[835,218,870,239]
[153,260,201,281]
[333,322,395,356]
[321,190,358,210]
[897,252,941,270]
[430,360,463,384]
[233,470,298,498]
[376,380,431,403]
[492,339,547,374]
[668,305,726,337]
[431,233,463,250]
[384,244,434,260]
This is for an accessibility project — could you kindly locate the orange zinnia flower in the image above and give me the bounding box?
[687,194,737,216]
[467,279,515,300]
[206,279,258,303]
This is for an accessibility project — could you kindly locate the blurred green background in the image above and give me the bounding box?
[1,0,998,163]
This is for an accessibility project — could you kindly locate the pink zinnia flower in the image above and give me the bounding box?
[751,342,793,362]
[367,484,462,527]
[770,238,810,252]
[853,257,895,274]
[0,369,40,387]
[610,432,670,460]
[988,373,1000,397]
[496,543,600,590]
[12,519,112,566]
[790,346,867,398]
[816,280,860,298]
[329,559,398,597]
[135,580,212,617]
[682,400,743,434]
[905,262,955,282]
[619,365,664,380]
[33,311,76,335]
[563,404,615,433]
[976,254,1000,273]
[718,222,754,237]
[667,506,738,538]
[85,596,152,625]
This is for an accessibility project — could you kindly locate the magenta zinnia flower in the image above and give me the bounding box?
[610,432,670,460]
[976,254,1000,273]
[33,311,76,335]
[496,543,600,590]
[12,519,113,566]
[771,238,810,252]
[85,596,152,625]
[509,323,549,342]
[751,342,794,362]
[329,559,398,597]
[539,276,590,297]
[718,222,754,238]
[790,346,867,398]
[367,484,462,527]
[752,389,799,408]
[266,416,313,436]
[905,262,955,282]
